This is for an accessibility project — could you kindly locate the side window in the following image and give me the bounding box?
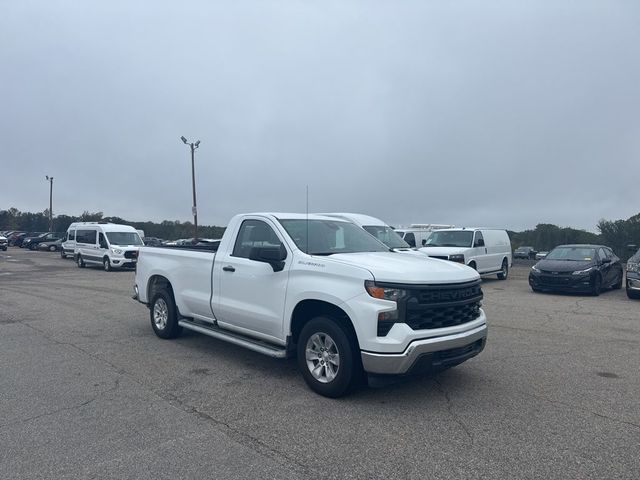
[77,229,97,244]
[99,233,108,249]
[69,230,75,241]
[598,248,609,261]
[232,220,283,259]
[474,231,485,247]
[404,232,416,247]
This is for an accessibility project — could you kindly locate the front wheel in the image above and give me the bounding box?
[103,257,112,272]
[61,250,67,258]
[497,259,509,280]
[76,254,85,268]
[627,288,640,300]
[49,245,57,252]
[612,273,622,290]
[150,290,182,339]
[297,316,359,398]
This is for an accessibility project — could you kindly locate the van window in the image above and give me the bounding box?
[403,232,416,247]
[99,233,108,249]
[76,229,97,244]
[69,230,75,241]
[473,231,485,247]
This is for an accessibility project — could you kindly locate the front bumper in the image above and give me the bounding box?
[360,324,487,375]
[529,272,593,292]
[627,272,640,291]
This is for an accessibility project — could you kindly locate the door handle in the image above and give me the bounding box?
[222,266,235,272]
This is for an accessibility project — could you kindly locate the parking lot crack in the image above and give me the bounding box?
[158,391,316,478]
[434,378,474,445]
[0,378,120,430]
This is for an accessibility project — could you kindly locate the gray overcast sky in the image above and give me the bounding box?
[1,0,639,232]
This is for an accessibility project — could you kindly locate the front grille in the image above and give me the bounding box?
[396,280,482,332]
[124,250,138,259]
[538,275,571,286]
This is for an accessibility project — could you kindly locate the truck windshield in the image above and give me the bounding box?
[279,219,389,255]
[106,232,143,246]
[424,231,474,248]
[362,225,410,249]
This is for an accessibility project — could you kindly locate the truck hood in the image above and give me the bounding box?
[327,252,479,284]
[419,246,468,257]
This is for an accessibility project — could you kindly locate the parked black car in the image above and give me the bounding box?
[13,232,43,247]
[7,231,27,246]
[514,246,537,259]
[626,248,640,299]
[529,244,623,296]
[22,232,64,250]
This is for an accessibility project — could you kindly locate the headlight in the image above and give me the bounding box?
[449,254,465,263]
[364,280,407,301]
[112,248,123,254]
[531,264,540,272]
[628,262,639,273]
[572,267,594,275]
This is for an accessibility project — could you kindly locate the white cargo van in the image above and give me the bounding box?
[320,213,414,251]
[72,223,143,271]
[394,224,455,248]
[420,228,512,279]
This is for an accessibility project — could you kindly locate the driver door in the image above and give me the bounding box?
[214,219,291,341]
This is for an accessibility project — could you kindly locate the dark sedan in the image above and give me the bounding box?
[626,248,640,300]
[529,244,623,296]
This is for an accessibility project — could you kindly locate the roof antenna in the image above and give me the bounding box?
[306,185,309,255]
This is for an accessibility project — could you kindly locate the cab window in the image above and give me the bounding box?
[232,220,283,259]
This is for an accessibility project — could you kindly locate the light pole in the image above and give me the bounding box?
[45,175,54,232]
[181,136,200,241]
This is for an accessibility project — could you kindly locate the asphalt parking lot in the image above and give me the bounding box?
[1,249,639,479]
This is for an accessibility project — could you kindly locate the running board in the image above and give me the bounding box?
[178,319,287,358]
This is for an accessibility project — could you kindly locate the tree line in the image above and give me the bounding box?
[2,207,639,259]
[0,208,225,241]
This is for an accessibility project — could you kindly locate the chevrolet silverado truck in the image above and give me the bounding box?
[133,213,487,397]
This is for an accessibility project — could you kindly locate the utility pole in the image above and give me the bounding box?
[45,176,54,232]
[180,136,201,242]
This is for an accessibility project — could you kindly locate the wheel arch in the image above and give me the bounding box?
[290,299,359,350]
[147,275,174,304]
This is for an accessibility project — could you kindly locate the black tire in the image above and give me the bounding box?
[103,257,112,272]
[150,290,182,339]
[49,245,57,252]
[29,243,37,250]
[591,274,602,296]
[61,250,67,259]
[612,273,622,290]
[468,261,477,271]
[497,259,509,280]
[531,286,541,293]
[76,254,85,268]
[297,316,359,398]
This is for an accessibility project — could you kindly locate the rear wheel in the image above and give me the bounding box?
[497,259,509,280]
[297,316,359,398]
[612,272,622,290]
[49,245,57,252]
[30,244,37,250]
[76,254,85,268]
[150,290,182,339]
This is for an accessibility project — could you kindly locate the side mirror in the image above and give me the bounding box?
[100,242,108,249]
[249,245,287,272]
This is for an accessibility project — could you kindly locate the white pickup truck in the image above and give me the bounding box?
[133,213,487,397]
